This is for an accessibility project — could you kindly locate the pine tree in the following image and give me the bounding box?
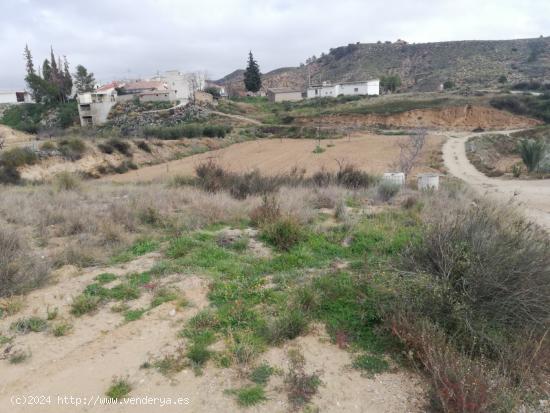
[74,65,96,93]
[243,51,262,93]
[42,59,52,81]
[23,44,35,76]
[62,56,73,99]
[23,45,43,102]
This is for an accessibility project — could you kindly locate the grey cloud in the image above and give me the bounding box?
[0,0,549,89]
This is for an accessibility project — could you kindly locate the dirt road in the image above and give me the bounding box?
[106,134,444,183]
[443,132,550,231]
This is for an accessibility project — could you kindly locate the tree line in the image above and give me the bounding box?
[23,45,96,104]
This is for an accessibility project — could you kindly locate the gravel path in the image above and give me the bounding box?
[443,131,550,231]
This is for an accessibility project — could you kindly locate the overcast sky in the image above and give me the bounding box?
[1,0,549,89]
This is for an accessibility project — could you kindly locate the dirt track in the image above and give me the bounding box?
[106,134,444,183]
[443,132,550,231]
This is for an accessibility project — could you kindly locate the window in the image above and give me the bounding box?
[354,87,359,92]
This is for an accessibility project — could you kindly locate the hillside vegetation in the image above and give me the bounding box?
[218,36,550,94]
[1,166,549,412]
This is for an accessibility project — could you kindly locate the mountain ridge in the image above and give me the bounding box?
[216,36,550,94]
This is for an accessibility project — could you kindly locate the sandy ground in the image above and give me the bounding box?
[0,124,35,148]
[296,105,541,131]
[0,250,428,413]
[105,134,444,183]
[443,132,550,231]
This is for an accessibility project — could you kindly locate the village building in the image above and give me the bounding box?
[306,79,380,98]
[76,70,207,126]
[0,91,33,104]
[266,87,303,102]
[76,87,117,126]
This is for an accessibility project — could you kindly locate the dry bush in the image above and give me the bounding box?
[389,312,511,413]
[53,171,81,191]
[0,227,49,297]
[390,188,550,410]
[250,195,280,226]
[405,197,550,335]
[0,182,256,273]
[193,160,375,200]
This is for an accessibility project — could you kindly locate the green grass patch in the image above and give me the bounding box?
[249,363,275,385]
[352,354,390,375]
[230,385,267,407]
[52,322,73,337]
[105,378,132,400]
[151,287,179,307]
[70,294,101,316]
[94,273,117,284]
[111,239,159,264]
[124,308,146,322]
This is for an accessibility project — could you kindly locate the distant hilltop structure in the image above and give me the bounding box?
[306,79,380,99]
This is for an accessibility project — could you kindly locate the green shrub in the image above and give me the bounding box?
[352,354,389,375]
[187,343,211,367]
[136,140,151,152]
[94,273,117,284]
[377,181,401,201]
[11,317,48,334]
[56,102,79,128]
[261,217,304,251]
[263,309,308,344]
[335,164,376,189]
[97,142,114,154]
[518,138,546,172]
[57,138,86,160]
[52,321,73,337]
[105,377,132,400]
[124,308,146,322]
[143,124,231,139]
[1,147,37,168]
[249,363,274,385]
[1,103,46,133]
[233,386,267,407]
[70,294,100,316]
[107,139,132,156]
[150,287,179,307]
[312,145,325,154]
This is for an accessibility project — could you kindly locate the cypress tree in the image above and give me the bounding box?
[243,51,262,93]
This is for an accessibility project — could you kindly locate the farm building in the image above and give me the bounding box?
[266,87,303,102]
[306,79,379,98]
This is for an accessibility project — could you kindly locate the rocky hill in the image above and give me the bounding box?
[217,36,550,94]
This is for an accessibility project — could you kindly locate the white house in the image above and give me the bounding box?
[307,79,379,99]
[164,70,206,104]
[0,91,33,104]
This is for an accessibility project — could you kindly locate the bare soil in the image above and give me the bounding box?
[106,133,445,183]
[296,105,540,130]
[0,252,427,413]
